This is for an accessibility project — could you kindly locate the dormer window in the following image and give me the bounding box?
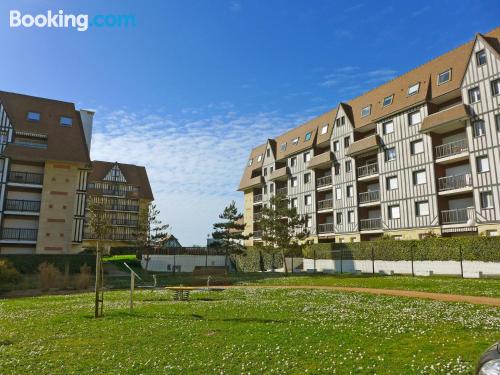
[27,111,40,121]
[248,159,253,166]
[437,69,451,85]
[320,124,328,134]
[257,155,263,162]
[476,49,486,66]
[280,142,287,151]
[305,131,312,141]
[382,95,393,107]
[60,116,73,127]
[408,83,420,96]
[361,105,371,118]
[292,137,300,145]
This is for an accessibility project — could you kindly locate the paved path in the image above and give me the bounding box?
[225,285,500,307]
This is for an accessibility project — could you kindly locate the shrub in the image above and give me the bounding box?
[0,259,22,283]
[38,262,63,291]
[2,255,96,274]
[74,264,92,290]
[231,247,283,272]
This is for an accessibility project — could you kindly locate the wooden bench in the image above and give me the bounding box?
[164,286,226,301]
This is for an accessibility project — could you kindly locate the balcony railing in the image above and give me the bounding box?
[360,218,382,230]
[104,204,140,212]
[1,228,38,241]
[318,223,334,234]
[8,171,44,185]
[254,194,263,203]
[441,207,474,225]
[276,187,288,195]
[438,173,472,192]
[357,163,378,178]
[5,199,41,212]
[84,232,138,241]
[435,139,468,159]
[253,230,262,239]
[316,175,332,188]
[358,190,380,204]
[317,198,333,210]
[111,219,139,226]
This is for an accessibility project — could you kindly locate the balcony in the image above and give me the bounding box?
[358,190,380,205]
[357,162,379,180]
[8,171,43,187]
[1,228,38,242]
[307,152,333,170]
[84,232,138,241]
[104,204,140,212]
[238,175,264,191]
[317,198,333,211]
[269,167,290,182]
[441,207,475,225]
[276,187,288,195]
[253,194,263,204]
[4,199,41,213]
[438,173,472,194]
[318,223,334,234]
[360,218,382,231]
[111,219,139,227]
[346,134,381,157]
[253,230,262,240]
[316,175,332,189]
[253,212,262,221]
[434,139,468,163]
[421,104,469,133]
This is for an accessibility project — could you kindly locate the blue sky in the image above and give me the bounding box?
[1,0,498,245]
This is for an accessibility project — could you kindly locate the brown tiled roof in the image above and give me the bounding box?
[421,104,469,132]
[0,91,90,164]
[346,135,381,157]
[238,143,266,191]
[89,161,154,200]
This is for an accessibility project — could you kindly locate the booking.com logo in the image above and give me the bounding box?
[9,10,136,32]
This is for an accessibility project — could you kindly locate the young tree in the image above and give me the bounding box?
[257,193,309,275]
[86,199,112,318]
[136,204,169,271]
[212,201,249,269]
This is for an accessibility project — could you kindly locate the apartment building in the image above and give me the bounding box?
[239,28,500,245]
[83,161,154,250]
[0,91,94,254]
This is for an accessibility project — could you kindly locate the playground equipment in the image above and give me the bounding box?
[123,262,142,312]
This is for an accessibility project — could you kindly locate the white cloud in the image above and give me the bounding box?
[320,66,398,94]
[89,105,311,246]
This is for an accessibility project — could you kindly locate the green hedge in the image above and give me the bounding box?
[0,254,97,274]
[303,236,500,262]
[231,247,284,272]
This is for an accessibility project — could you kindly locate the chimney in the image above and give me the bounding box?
[79,109,95,152]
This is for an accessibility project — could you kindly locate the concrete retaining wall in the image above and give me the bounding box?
[142,254,227,273]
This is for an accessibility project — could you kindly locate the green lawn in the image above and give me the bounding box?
[0,288,498,374]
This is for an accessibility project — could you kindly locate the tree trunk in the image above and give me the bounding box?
[281,249,288,276]
[94,241,101,318]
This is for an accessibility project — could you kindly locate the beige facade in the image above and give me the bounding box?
[239,29,500,246]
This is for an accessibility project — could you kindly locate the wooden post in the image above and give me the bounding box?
[130,271,135,312]
[94,243,102,318]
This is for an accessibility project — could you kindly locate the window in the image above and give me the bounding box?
[477,155,490,173]
[60,116,72,126]
[257,155,263,162]
[304,173,311,184]
[496,114,500,132]
[27,111,40,121]
[388,205,400,219]
[320,124,328,135]
[476,49,487,66]
[270,183,274,193]
[383,120,394,135]
[335,187,342,200]
[248,159,253,166]
[291,198,298,208]
[345,160,352,173]
[280,143,287,151]
[486,230,498,237]
[348,210,354,223]
[346,185,354,198]
[437,69,451,85]
[411,139,424,155]
[333,141,340,152]
[473,120,486,137]
[344,136,350,148]
[408,111,421,125]
[292,137,300,145]
[469,87,481,103]
[408,82,420,96]
[336,116,345,127]
[382,95,393,107]
[305,131,312,141]
[334,163,341,175]
[491,79,500,96]
[303,152,311,162]
[305,194,312,206]
[416,201,429,216]
[263,168,267,177]
[480,191,494,209]
[336,212,343,225]
[387,176,398,190]
[413,170,426,185]
[361,105,371,118]
[263,185,268,195]
[306,216,312,228]
[385,147,396,161]
[266,149,271,157]
[290,156,297,167]
[270,166,274,174]
[291,176,298,187]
